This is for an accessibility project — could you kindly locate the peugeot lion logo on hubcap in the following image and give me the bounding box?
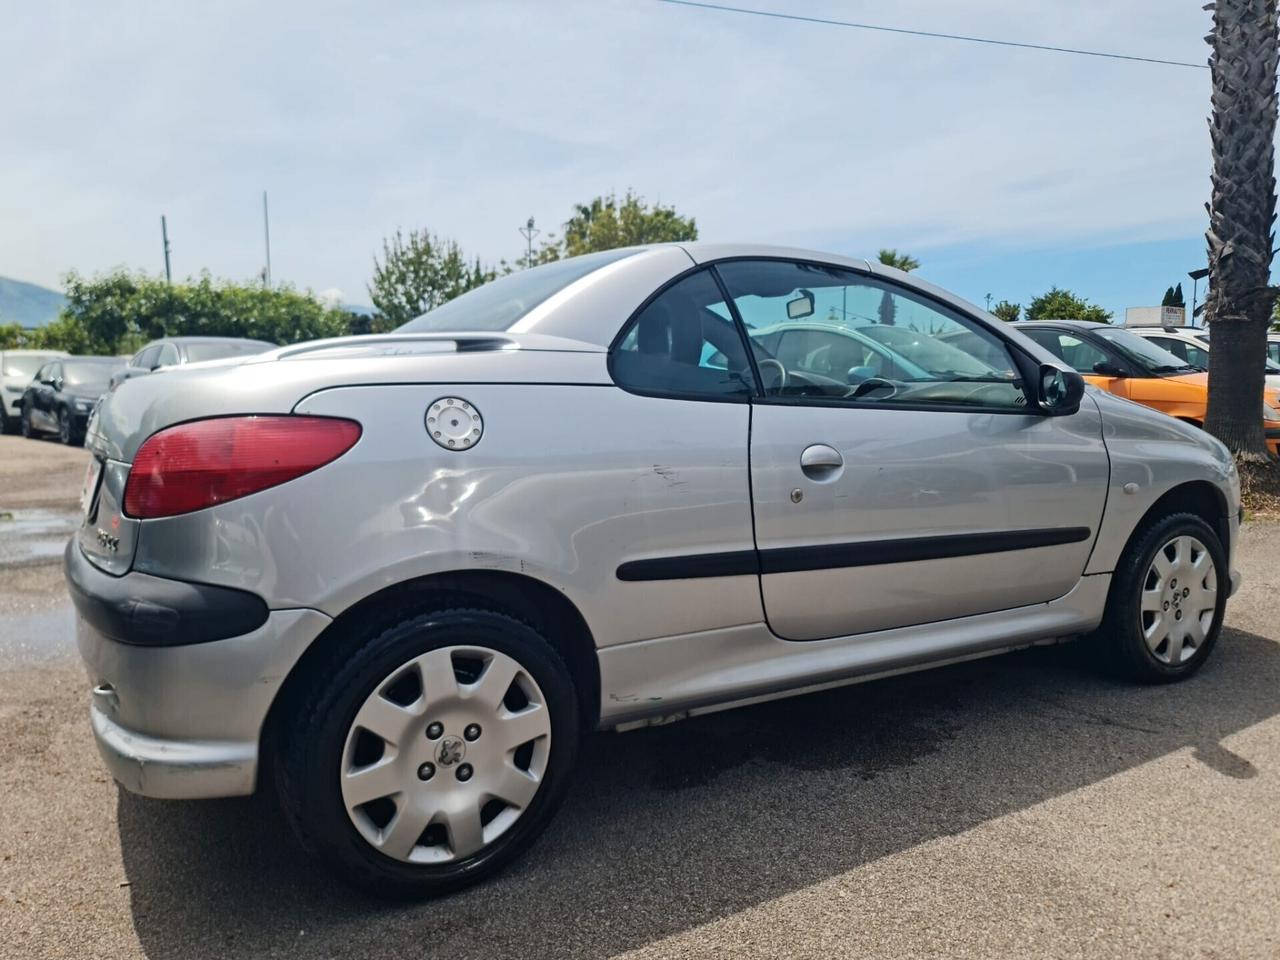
[436,736,466,767]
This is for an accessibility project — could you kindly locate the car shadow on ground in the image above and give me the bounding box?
[117,629,1280,959]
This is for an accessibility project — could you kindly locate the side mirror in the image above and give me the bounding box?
[1038,364,1085,416]
[786,289,815,320]
[1092,360,1126,378]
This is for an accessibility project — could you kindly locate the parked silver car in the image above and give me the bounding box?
[68,244,1240,897]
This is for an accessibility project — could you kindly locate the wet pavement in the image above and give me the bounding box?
[0,507,78,569]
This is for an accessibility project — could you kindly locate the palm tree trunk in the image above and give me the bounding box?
[1203,0,1280,461]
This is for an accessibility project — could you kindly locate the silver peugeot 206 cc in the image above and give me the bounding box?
[68,244,1241,897]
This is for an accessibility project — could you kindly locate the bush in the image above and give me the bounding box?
[33,271,353,355]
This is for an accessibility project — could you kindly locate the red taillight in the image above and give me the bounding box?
[123,415,361,519]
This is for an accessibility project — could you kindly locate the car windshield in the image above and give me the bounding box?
[183,341,275,363]
[62,360,122,389]
[1093,327,1194,374]
[396,249,639,333]
[2,354,58,379]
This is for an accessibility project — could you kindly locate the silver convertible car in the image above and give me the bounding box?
[68,244,1240,897]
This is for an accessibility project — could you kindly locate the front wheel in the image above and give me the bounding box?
[19,408,35,439]
[1098,512,1228,682]
[276,607,580,898]
[58,407,75,445]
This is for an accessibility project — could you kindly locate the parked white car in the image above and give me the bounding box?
[69,245,1241,897]
[1130,325,1280,390]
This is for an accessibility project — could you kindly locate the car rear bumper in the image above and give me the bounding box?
[69,544,332,798]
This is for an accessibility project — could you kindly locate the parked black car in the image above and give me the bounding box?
[109,336,277,388]
[20,356,125,445]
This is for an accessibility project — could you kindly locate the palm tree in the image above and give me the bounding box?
[877,249,920,272]
[876,249,920,325]
[1203,0,1280,460]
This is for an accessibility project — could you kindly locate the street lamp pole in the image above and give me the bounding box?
[518,217,539,268]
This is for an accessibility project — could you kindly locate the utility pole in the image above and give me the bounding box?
[262,191,273,288]
[518,216,539,268]
[161,215,172,283]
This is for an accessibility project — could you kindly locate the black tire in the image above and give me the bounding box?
[19,408,35,439]
[276,606,580,899]
[58,407,74,445]
[1097,512,1228,683]
[0,408,11,435]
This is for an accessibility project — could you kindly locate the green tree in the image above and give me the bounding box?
[367,229,495,328]
[1162,283,1186,307]
[1203,0,1279,459]
[1025,287,1112,323]
[875,249,920,325]
[560,191,697,258]
[990,300,1022,323]
[41,270,349,355]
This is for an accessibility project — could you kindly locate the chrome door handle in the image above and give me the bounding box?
[800,443,843,480]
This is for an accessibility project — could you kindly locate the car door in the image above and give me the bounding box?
[715,260,1110,641]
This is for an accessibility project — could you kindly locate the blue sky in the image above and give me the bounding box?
[0,0,1235,319]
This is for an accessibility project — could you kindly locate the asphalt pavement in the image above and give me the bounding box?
[0,433,1277,959]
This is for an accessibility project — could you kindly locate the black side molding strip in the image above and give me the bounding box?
[616,527,1092,582]
[64,541,270,646]
[760,526,1092,574]
[617,549,758,582]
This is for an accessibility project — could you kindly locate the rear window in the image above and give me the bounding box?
[63,359,123,387]
[184,341,275,363]
[396,249,638,333]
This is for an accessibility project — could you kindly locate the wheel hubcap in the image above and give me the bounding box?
[1140,535,1216,666]
[340,645,552,864]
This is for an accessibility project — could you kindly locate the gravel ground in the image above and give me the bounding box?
[0,433,1277,959]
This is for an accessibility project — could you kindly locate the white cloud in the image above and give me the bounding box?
[0,0,1219,298]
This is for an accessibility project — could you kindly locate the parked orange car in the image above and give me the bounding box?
[1016,320,1280,456]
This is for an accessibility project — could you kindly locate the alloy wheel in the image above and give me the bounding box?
[340,645,552,864]
[1139,534,1217,666]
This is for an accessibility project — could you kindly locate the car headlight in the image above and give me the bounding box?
[1264,402,1280,422]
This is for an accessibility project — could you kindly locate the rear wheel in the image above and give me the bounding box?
[19,408,35,439]
[1098,512,1227,682]
[277,607,580,898]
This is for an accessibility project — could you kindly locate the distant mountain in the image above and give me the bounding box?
[0,276,65,328]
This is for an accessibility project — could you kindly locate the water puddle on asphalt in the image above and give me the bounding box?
[0,605,77,667]
[0,508,78,568]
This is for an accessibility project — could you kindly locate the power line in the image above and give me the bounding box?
[653,0,1209,70]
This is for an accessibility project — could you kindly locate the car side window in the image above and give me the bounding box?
[33,363,49,384]
[135,345,161,370]
[714,259,1027,410]
[1270,343,1280,366]
[1151,337,1188,362]
[47,362,62,385]
[1022,330,1109,374]
[611,270,755,400]
[1184,342,1209,368]
[156,343,180,367]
